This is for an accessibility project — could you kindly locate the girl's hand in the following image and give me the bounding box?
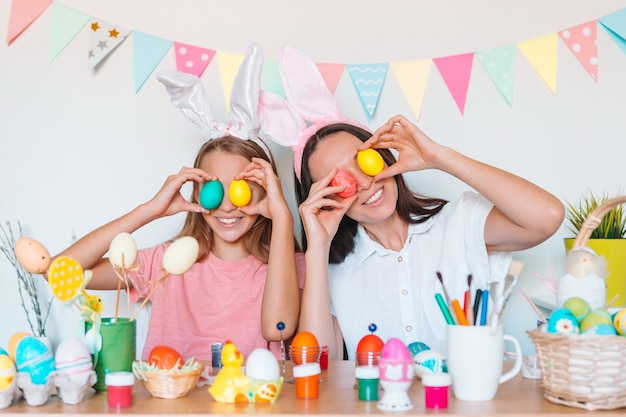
[235,157,290,220]
[298,169,358,248]
[360,114,444,180]
[146,166,212,217]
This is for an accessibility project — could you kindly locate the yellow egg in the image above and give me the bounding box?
[357,148,384,176]
[48,256,84,302]
[108,232,137,268]
[162,236,199,275]
[14,237,51,274]
[228,180,252,207]
[0,354,16,391]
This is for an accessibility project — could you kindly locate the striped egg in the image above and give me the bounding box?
[15,336,55,385]
[0,354,16,391]
[54,338,93,386]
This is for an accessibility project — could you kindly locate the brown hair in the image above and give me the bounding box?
[176,137,276,262]
[297,123,448,263]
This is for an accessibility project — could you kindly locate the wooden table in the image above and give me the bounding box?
[1,361,623,416]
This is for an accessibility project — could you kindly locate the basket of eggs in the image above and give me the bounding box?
[528,196,626,411]
[132,345,202,399]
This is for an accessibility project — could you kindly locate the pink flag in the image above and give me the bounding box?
[559,21,598,81]
[6,0,51,45]
[316,63,345,94]
[433,53,474,115]
[173,42,216,78]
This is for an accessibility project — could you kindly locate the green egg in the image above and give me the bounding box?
[199,180,224,210]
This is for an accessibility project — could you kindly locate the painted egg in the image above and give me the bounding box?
[108,232,137,268]
[8,332,30,361]
[330,170,357,198]
[149,345,183,370]
[199,180,224,210]
[0,354,16,391]
[14,237,51,274]
[583,323,617,336]
[246,348,279,380]
[48,256,84,302]
[357,148,384,176]
[228,179,252,207]
[254,382,278,403]
[562,296,590,322]
[580,308,612,332]
[407,341,430,357]
[356,334,384,354]
[613,308,626,336]
[54,337,93,385]
[15,336,55,385]
[412,350,447,378]
[0,347,6,356]
[291,331,319,348]
[162,236,199,275]
[547,307,580,335]
[380,337,412,362]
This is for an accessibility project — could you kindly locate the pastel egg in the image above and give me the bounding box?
[380,337,412,362]
[357,148,384,177]
[15,336,55,385]
[330,170,357,198]
[228,179,252,207]
[547,307,580,335]
[48,256,84,302]
[0,354,16,391]
[14,237,51,274]
[108,232,137,268]
[199,180,224,210]
[407,341,430,357]
[412,350,447,378]
[54,337,93,386]
[162,236,199,275]
[583,323,617,336]
[580,308,612,332]
[246,348,279,380]
[8,332,30,361]
[612,308,626,335]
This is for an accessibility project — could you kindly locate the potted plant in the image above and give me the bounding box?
[0,221,53,337]
[564,191,626,308]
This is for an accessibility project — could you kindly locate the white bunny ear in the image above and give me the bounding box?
[279,44,340,120]
[258,90,304,148]
[156,71,214,139]
[230,43,263,139]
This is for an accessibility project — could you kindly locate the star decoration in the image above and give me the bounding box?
[109,28,120,38]
[97,40,108,50]
[91,22,100,32]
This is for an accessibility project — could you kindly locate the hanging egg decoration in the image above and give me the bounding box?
[47,256,84,302]
[108,232,137,268]
[15,336,55,385]
[14,237,51,274]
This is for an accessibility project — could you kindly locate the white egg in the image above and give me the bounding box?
[245,348,279,381]
[162,236,199,275]
[54,337,93,386]
[108,232,137,268]
[14,237,51,274]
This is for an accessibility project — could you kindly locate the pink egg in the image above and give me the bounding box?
[54,337,93,386]
[380,338,412,362]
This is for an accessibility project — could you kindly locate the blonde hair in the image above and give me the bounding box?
[176,137,276,262]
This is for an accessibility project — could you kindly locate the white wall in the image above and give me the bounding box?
[2,0,626,355]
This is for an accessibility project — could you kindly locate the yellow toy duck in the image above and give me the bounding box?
[208,342,250,403]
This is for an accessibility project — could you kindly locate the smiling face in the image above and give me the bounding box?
[308,131,398,225]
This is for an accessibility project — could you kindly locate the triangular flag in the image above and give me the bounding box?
[88,19,131,70]
[346,63,389,122]
[262,58,285,97]
[173,42,215,77]
[6,0,51,45]
[598,9,626,54]
[48,3,89,63]
[559,21,598,81]
[216,50,244,112]
[476,45,516,105]
[433,53,474,115]
[518,33,558,95]
[390,59,431,120]
[316,63,345,94]
[132,31,172,93]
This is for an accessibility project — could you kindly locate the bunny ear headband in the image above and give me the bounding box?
[258,45,369,181]
[156,43,272,160]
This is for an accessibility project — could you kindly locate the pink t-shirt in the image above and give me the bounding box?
[128,242,305,362]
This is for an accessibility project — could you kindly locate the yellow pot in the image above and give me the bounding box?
[564,238,626,308]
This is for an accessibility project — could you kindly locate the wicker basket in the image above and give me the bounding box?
[132,360,202,399]
[528,195,626,411]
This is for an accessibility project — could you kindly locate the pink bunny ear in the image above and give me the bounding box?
[258,90,303,148]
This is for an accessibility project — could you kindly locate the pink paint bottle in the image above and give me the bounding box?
[422,373,451,409]
[105,371,134,408]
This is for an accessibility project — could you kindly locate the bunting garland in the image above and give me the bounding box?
[5,0,626,122]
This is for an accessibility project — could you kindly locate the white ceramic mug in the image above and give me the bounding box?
[446,324,522,401]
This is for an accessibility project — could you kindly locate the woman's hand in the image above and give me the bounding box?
[236,157,290,220]
[146,166,212,218]
[298,169,358,248]
[361,114,444,180]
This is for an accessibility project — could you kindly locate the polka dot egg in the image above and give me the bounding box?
[0,354,16,391]
[54,337,93,386]
[15,336,55,385]
[48,256,84,302]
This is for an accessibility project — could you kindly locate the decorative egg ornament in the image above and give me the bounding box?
[14,237,51,274]
[199,180,224,210]
[47,256,84,302]
[54,338,93,386]
[108,232,137,268]
[357,148,384,176]
[0,354,16,391]
[613,308,626,335]
[15,336,55,385]
[546,308,580,335]
[228,179,252,207]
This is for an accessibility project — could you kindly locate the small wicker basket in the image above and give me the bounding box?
[132,360,202,399]
[528,195,626,411]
